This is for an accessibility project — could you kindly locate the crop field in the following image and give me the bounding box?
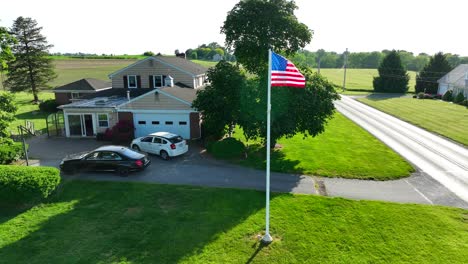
[314,68,417,92]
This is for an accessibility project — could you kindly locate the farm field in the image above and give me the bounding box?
[358,97,468,146]
[314,68,417,92]
[231,113,414,180]
[1,180,466,264]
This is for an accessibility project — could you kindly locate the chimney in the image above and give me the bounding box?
[165,75,174,87]
[127,90,130,100]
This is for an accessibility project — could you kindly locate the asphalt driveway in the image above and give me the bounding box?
[26,134,468,209]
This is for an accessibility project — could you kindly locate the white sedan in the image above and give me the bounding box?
[130,132,188,160]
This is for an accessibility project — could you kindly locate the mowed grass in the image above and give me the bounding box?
[315,68,417,92]
[358,97,468,146]
[8,92,54,134]
[190,59,218,68]
[0,180,466,264]
[232,113,414,180]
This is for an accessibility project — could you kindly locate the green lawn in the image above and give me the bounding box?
[315,69,417,92]
[0,180,466,263]
[231,113,414,180]
[190,59,218,68]
[8,92,54,135]
[358,97,468,146]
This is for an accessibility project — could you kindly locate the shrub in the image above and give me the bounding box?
[442,90,453,101]
[0,141,24,164]
[207,137,246,159]
[112,120,134,143]
[417,92,425,99]
[39,99,59,112]
[461,99,468,107]
[412,95,417,99]
[423,93,434,99]
[453,92,466,104]
[0,165,61,203]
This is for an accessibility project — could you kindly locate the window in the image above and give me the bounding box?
[153,75,163,88]
[152,121,160,125]
[165,121,173,125]
[98,114,109,127]
[99,152,122,161]
[85,152,100,160]
[179,121,187,125]
[128,75,137,88]
[141,137,153,142]
[162,139,168,144]
[71,92,81,99]
[138,121,146,125]
[153,138,162,144]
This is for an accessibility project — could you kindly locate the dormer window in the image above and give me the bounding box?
[153,75,163,88]
[128,75,137,88]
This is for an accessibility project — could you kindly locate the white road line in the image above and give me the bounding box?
[403,179,434,205]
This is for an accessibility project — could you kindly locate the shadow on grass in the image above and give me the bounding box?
[0,180,268,263]
[238,144,304,175]
[364,93,408,101]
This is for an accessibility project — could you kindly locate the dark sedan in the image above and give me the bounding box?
[60,145,150,176]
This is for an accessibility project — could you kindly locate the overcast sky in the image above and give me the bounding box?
[1,0,467,56]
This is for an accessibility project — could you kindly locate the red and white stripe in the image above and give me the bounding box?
[271,62,306,88]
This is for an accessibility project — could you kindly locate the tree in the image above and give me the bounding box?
[5,17,56,102]
[0,92,18,139]
[0,26,16,89]
[373,50,409,93]
[316,49,326,73]
[415,52,452,94]
[239,67,339,148]
[192,61,244,139]
[222,0,312,75]
[143,51,154,56]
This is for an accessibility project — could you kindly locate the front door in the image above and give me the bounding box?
[67,114,95,137]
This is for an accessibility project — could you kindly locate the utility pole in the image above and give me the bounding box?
[342,48,348,92]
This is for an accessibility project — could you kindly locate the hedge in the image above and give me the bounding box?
[39,99,59,113]
[0,165,61,203]
[0,142,24,164]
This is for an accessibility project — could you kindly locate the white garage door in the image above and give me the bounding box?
[133,113,190,139]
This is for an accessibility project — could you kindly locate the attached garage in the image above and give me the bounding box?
[133,112,190,139]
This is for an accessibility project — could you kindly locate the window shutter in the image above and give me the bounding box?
[149,76,154,89]
[124,76,128,88]
[162,75,167,87]
[137,76,141,88]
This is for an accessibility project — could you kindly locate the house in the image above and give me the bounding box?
[53,78,112,105]
[57,56,208,139]
[437,64,468,98]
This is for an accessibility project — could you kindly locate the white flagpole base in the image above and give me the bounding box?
[261,233,273,244]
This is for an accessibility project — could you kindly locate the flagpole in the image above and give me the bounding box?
[262,49,273,244]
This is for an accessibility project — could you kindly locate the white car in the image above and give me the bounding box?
[130,132,188,160]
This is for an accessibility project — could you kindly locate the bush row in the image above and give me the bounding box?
[0,141,24,164]
[0,165,61,203]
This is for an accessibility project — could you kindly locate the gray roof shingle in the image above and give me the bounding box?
[54,78,111,92]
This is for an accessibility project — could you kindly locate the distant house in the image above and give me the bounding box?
[57,56,208,139]
[212,54,223,62]
[437,64,468,98]
[53,78,111,105]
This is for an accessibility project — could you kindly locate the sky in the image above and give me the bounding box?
[1,0,467,56]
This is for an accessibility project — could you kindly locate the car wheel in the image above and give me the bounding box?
[117,166,129,177]
[160,150,169,160]
[132,145,140,151]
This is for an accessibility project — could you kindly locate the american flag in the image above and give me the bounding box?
[270,52,306,88]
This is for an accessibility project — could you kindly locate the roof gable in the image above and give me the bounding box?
[108,56,208,78]
[438,64,468,87]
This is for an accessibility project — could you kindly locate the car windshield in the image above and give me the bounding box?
[168,136,184,143]
[120,148,144,159]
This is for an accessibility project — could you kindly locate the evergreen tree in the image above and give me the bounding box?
[373,50,409,93]
[415,52,452,94]
[5,17,56,102]
[0,25,16,89]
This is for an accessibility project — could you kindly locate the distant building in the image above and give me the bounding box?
[437,64,468,98]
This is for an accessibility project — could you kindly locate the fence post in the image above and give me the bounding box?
[55,113,59,136]
[46,115,50,137]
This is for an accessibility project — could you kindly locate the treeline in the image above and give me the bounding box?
[184,42,236,61]
[292,49,468,71]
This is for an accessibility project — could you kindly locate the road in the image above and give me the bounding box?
[335,96,468,203]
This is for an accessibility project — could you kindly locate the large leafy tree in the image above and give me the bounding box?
[222,0,312,75]
[192,61,245,139]
[5,17,56,102]
[0,25,16,89]
[373,50,409,93]
[240,68,338,147]
[415,52,452,94]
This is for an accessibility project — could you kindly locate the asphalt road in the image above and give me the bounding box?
[335,95,468,203]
